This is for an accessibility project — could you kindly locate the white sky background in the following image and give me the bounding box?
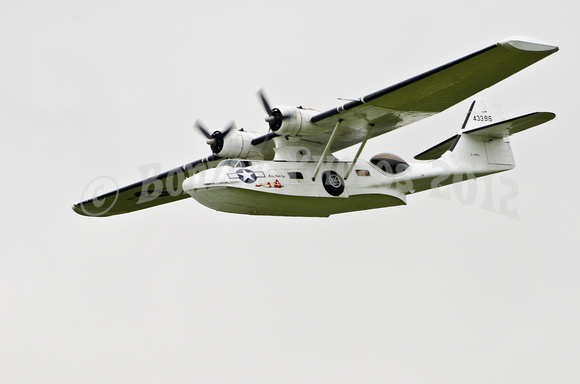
[1,1,579,383]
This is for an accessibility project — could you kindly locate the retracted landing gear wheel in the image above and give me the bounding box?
[321,170,345,196]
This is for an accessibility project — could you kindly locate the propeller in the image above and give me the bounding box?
[257,88,284,132]
[193,120,235,154]
[257,88,272,114]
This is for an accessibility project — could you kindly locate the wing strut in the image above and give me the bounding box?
[312,120,342,181]
[344,124,375,180]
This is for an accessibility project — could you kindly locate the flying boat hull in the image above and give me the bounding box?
[182,161,406,217]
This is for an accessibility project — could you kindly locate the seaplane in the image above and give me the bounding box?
[73,37,558,217]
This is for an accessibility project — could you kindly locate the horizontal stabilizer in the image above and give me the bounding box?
[464,112,555,138]
[414,135,460,160]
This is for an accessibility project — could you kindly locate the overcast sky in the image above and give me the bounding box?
[2,1,579,383]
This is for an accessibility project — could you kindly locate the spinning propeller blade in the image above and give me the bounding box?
[193,120,236,154]
[256,88,285,131]
[193,120,212,139]
[257,88,272,115]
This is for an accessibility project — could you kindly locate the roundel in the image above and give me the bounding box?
[236,169,258,183]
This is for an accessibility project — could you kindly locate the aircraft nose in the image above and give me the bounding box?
[182,175,197,194]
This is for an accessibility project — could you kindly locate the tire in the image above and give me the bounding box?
[321,170,345,196]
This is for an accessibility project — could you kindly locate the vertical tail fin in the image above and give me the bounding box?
[451,100,510,169]
[409,101,555,194]
[414,98,505,161]
[415,99,554,170]
[461,98,505,131]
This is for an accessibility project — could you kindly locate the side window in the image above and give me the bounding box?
[288,172,304,179]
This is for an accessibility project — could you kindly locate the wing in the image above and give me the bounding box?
[307,37,558,152]
[72,156,221,217]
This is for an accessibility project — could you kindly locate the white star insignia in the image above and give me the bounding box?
[237,169,256,183]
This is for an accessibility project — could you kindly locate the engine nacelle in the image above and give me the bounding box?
[211,129,262,159]
[268,106,321,136]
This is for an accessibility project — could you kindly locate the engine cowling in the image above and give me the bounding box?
[267,106,321,136]
[211,129,262,159]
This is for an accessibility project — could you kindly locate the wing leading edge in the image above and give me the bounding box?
[72,156,221,217]
[308,37,558,152]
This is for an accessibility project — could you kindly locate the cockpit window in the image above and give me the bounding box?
[217,160,237,168]
[370,153,409,174]
[217,160,252,168]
